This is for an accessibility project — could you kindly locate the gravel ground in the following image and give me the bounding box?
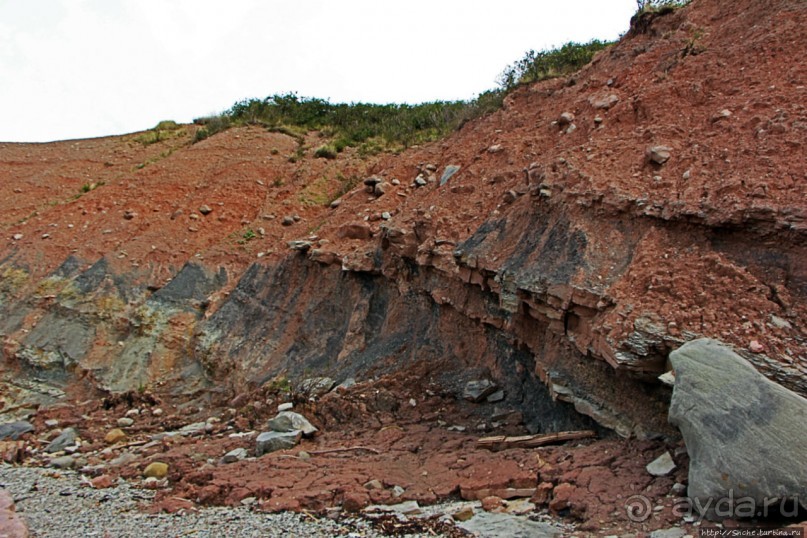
[0,465,449,538]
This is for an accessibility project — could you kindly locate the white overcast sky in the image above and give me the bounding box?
[0,0,636,143]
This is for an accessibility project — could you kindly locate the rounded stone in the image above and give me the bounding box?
[143,462,169,479]
[104,429,127,444]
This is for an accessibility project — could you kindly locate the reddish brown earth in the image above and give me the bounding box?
[13,376,694,537]
[1,0,806,535]
[0,489,28,538]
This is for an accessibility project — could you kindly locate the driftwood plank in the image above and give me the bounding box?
[476,430,596,451]
[308,446,380,456]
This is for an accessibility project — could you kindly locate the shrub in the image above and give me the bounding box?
[192,115,231,143]
[195,40,616,153]
[153,120,179,131]
[135,120,183,145]
[313,144,338,159]
[80,181,104,194]
[497,40,612,90]
[630,0,691,34]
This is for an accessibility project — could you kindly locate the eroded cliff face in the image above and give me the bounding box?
[1,0,805,439]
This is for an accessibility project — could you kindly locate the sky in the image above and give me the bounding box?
[0,0,637,143]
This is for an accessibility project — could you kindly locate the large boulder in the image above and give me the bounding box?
[669,338,807,520]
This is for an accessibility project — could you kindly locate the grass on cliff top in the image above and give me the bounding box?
[193,39,614,152]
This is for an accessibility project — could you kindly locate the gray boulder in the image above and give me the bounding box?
[46,427,78,453]
[0,421,34,441]
[298,377,335,399]
[669,338,807,520]
[267,411,317,436]
[255,431,302,456]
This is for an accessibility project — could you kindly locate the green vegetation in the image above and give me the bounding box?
[331,172,361,203]
[193,115,232,142]
[263,376,292,395]
[299,175,335,206]
[133,147,179,171]
[241,229,257,242]
[154,120,179,130]
[219,93,491,152]
[631,0,691,34]
[193,40,618,151]
[135,120,184,145]
[80,181,104,194]
[497,40,612,89]
[313,144,338,160]
[0,266,29,296]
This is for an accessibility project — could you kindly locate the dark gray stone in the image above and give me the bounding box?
[46,427,78,453]
[267,411,317,436]
[152,262,227,304]
[255,431,301,456]
[0,421,34,440]
[19,312,93,369]
[669,338,807,520]
[464,380,498,403]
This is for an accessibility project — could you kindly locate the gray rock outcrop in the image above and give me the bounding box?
[669,338,807,520]
[267,411,317,436]
[297,377,335,399]
[46,427,78,453]
[464,379,498,403]
[0,422,34,441]
[255,431,302,456]
[221,447,248,464]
